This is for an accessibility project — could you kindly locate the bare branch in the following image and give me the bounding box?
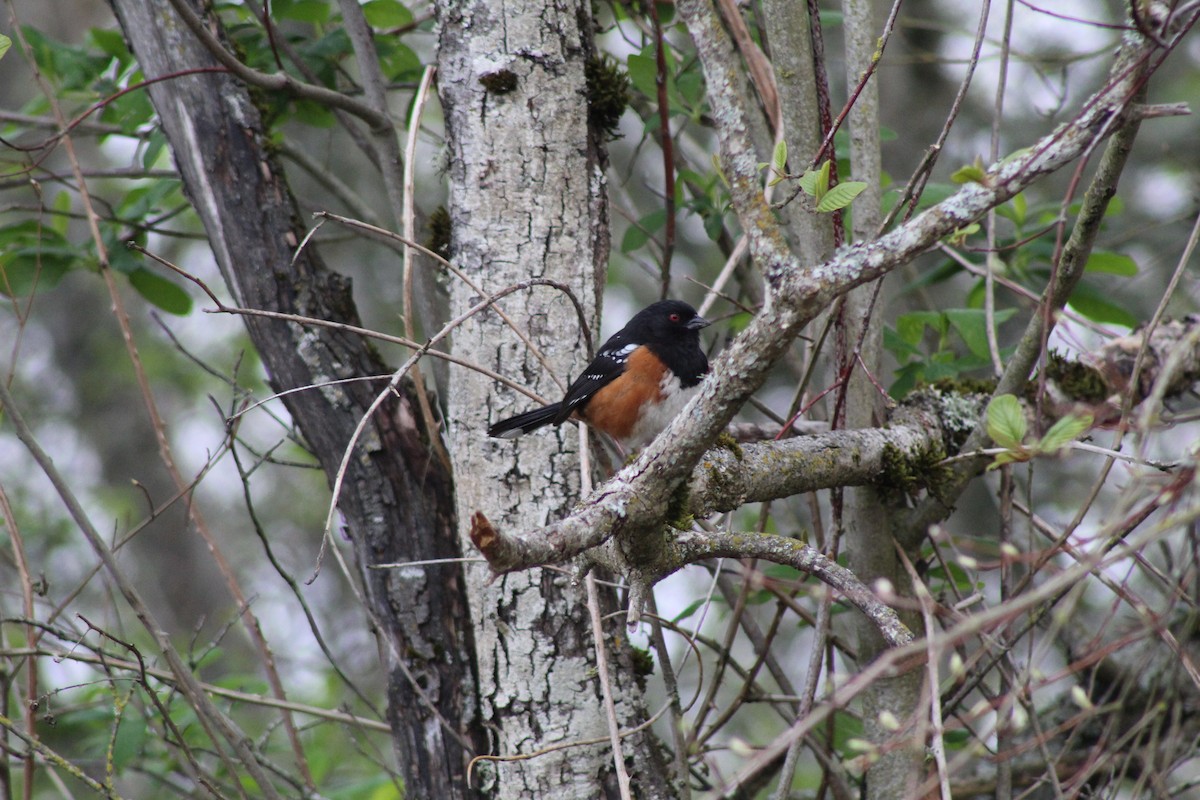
[470,9,1194,576]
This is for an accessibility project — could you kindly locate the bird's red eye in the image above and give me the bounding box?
[669,313,680,322]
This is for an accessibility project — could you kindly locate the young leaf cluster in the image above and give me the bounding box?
[985,394,1093,469]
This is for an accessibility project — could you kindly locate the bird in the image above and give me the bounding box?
[488,300,711,449]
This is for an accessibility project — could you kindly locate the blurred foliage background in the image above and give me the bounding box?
[1,0,1198,796]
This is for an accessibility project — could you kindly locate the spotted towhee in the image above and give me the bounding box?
[488,300,711,449]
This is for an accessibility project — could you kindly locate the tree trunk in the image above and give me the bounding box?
[438,0,672,796]
[108,0,485,795]
[840,1,927,796]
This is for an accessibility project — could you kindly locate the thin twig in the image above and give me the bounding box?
[0,484,38,800]
[1,646,392,732]
[896,546,952,800]
[587,574,633,798]
[130,242,561,406]
[649,0,676,295]
[0,374,277,799]
[162,0,387,126]
[317,210,590,378]
[645,595,693,799]
[984,0,1015,378]
[5,14,290,793]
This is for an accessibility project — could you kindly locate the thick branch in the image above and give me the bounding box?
[470,10,1188,576]
[688,420,943,516]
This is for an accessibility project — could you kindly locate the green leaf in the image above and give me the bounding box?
[142,129,168,169]
[725,311,754,333]
[762,563,802,581]
[327,774,403,800]
[988,449,1027,470]
[702,207,726,241]
[818,10,844,27]
[128,268,193,315]
[815,180,867,213]
[944,222,980,246]
[89,28,129,63]
[1000,146,1032,165]
[909,182,958,211]
[272,0,332,23]
[711,153,729,189]
[50,191,72,237]
[676,69,705,108]
[895,310,946,346]
[888,361,924,399]
[1084,251,1138,276]
[993,192,1027,226]
[800,159,831,200]
[99,225,140,274]
[111,714,148,771]
[98,82,156,133]
[377,40,421,82]
[927,560,974,593]
[798,167,821,197]
[951,157,988,185]
[771,139,787,174]
[118,180,180,220]
[986,394,1026,450]
[923,354,968,381]
[814,159,832,197]
[828,710,864,753]
[0,33,10,62]
[746,588,774,605]
[945,308,1016,359]
[672,598,706,624]
[0,254,73,297]
[626,52,659,98]
[0,222,78,296]
[1040,413,1093,454]
[362,0,413,28]
[22,26,111,91]
[1011,191,1026,225]
[884,325,922,359]
[965,277,985,309]
[943,728,974,750]
[289,98,336,128]
[212,673,269,693]
[1068,282,1139,327]
[620,208,667,253]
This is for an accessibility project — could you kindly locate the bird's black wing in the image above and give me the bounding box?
[551,332,639,424]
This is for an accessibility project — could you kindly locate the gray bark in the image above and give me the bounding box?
[437,0,672,796]
[840,1,927,796]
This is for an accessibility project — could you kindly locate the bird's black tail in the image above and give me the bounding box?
[488,402,565,440]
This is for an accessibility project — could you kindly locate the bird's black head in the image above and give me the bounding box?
[628,300,711,342]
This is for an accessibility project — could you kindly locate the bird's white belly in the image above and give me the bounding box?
[625,372,699,448]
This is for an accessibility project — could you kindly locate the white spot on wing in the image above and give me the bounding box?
[600,343,638,363]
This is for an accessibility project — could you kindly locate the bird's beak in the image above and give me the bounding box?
[688,315,711,330]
